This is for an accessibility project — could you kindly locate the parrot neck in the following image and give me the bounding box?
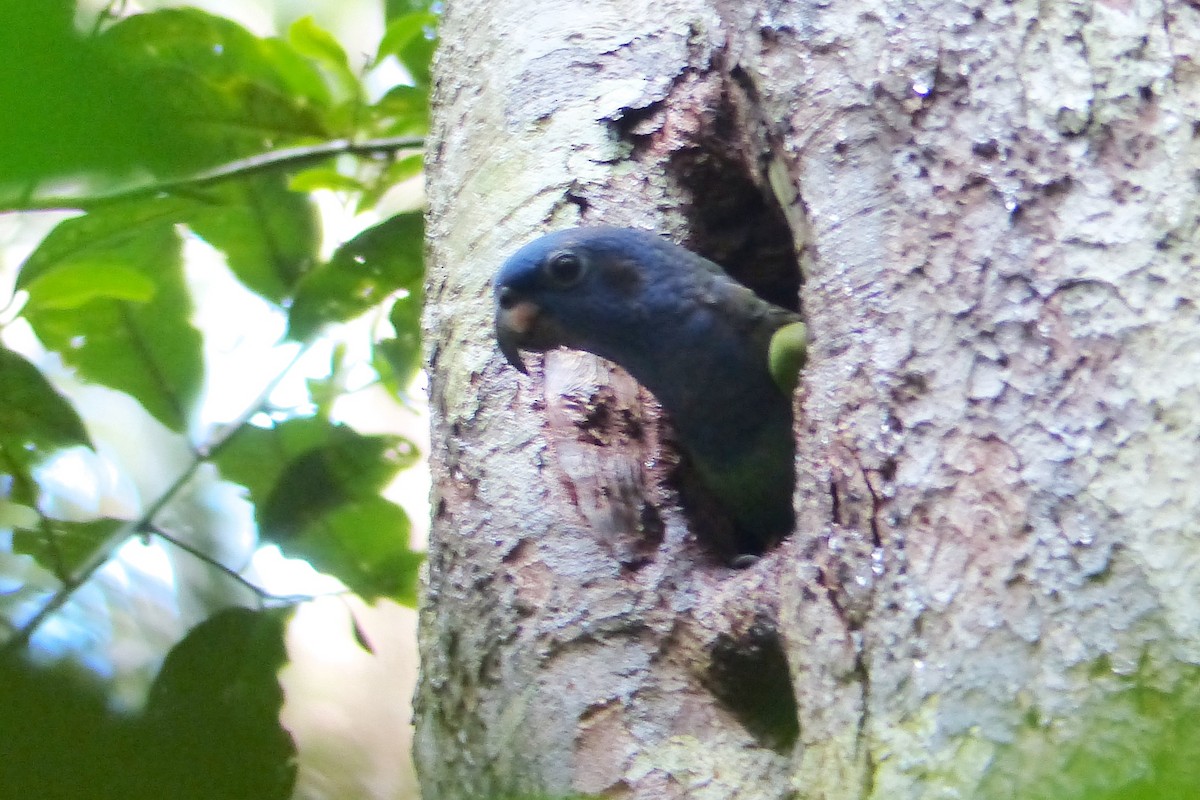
[597,315,789,465]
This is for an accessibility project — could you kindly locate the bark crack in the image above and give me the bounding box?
[854,642,876,799]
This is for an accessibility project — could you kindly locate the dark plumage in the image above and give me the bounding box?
[493,226,806,555]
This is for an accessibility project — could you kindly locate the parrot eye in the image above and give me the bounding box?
[544,251,585,287]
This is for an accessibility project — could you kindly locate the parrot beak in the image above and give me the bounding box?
[495,285,571,373]
[494,287,539,374]
[496,315,528,373]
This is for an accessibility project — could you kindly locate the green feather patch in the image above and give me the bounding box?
[767,321,807,395]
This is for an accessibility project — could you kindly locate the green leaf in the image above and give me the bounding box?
[373,83,427,116]
[22,262,156,310]
[16,202,188,289]
[357,152,425,213]
[214,418,418,532]
[104,9,332,111]
[306,343,347,418]
[259,426,418,540]
[288,16,360,109]
[287,212,424,340]
[0,346,92,463]
[288,167,367,194]
[287,496,422,603]
[20,178,319,307]
[183,174,319,303]
[12,518,122,578]
[98,8,333,173]
[383,152,427,184]
[216,420,422,603]
[288,16,349,70]
[143,607,296,800]
[18,204,204,432]
[0,500,39,530]
[349,611,375,653]
[0,0,176,195]
[0,655,142,799]
[384,0,438,19]
[371,84,430,137]
[212,416,334,511]
[375,4,438,90]
[375,289,423,392]
[398,28,437,89]
[375,11,437,66]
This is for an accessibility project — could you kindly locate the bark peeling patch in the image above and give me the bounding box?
[705,618,800,752]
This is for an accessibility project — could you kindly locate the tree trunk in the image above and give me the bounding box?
[417,1,1200,798]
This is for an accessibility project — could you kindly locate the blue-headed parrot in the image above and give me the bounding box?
[493,226,806,556]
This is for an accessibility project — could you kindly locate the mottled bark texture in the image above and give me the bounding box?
[417,1,1200,798]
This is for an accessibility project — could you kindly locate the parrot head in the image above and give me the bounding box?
[493,227,677,373]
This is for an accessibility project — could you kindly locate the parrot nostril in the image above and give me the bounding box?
[497,286,517,310]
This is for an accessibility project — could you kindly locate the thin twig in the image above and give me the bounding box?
[6,135,424,212]
[146,523,315,605]
[2,343,314,654]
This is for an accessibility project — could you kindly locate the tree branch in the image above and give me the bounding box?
[6,135,424,212]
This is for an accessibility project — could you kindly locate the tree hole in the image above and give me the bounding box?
[669,69,801,313]
[705,617,800,752]
[609,66,804,561]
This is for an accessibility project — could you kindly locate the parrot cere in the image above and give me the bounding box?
[493,226,807,555]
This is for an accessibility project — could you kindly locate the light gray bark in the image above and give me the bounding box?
[417,1,1200,798]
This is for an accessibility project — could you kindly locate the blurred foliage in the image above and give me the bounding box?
[0,0,436,796]
[0,607,295,800]
[288,210,424,341]
[0,0,168,188]
[142,607,297,800]
[0,0,436,197]
[218,418,423,603]
[0,347,92,468]
[18,201,204,429]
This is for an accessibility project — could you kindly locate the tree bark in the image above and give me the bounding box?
[417,1,1200,798]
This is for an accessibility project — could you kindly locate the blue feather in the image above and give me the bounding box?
[494,227,804,555]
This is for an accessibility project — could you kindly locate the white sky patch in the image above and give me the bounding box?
[181,232,302,433]
[250,544,346,597]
